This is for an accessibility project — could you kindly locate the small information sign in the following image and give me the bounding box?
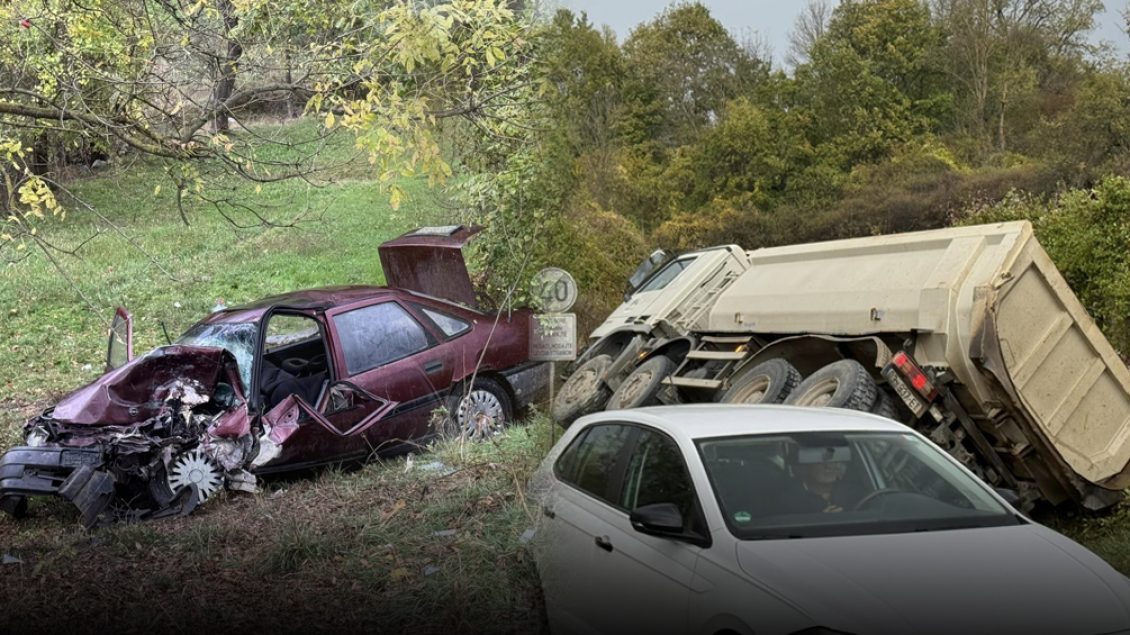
[529,313,577,362]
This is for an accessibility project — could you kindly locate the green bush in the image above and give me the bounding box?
[964,177,1130,353]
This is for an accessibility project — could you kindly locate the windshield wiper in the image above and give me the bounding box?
[912,522,989,532]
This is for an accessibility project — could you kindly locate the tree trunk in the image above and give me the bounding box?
[285,51,296,120]
[211,0,242,133]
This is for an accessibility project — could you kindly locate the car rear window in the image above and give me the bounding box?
[417,305,471,338]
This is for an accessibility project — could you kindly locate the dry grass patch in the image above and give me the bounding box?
[0,419,555,635]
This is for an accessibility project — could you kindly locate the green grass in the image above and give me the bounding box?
[0,118,453,430]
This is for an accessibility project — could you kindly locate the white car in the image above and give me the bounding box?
[528,405,1130,635]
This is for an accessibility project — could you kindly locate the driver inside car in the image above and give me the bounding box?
[793,445,858,513]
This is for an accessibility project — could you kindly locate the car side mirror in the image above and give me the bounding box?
[994,487,1021,507]
[630,502,685,534]
[630,502,712,548]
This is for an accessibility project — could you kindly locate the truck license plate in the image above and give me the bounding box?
[882,366,927,418]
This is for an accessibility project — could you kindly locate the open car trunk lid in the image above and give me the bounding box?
[378,225,482,309]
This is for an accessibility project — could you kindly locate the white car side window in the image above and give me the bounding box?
[555,424,635,505]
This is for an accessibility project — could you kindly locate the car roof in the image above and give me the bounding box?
[579,404,909,441]
[229,285,397,311]
[196,285,400,324]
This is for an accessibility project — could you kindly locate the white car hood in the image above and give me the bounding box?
[734,523,1130,635]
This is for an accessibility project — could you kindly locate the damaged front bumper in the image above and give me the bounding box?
[0,446,109,526]
[0,445,214,528]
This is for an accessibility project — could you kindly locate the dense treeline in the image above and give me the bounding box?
[502,0,1130,344]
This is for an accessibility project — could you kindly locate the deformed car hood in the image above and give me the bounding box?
[734,524,1130,635]
[51,345,242,426]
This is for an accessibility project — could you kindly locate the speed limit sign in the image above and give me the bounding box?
[531,267,577,313]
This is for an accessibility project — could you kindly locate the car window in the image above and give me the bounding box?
[697,431,1018,540]
[333,302,433,376]
[555,424,635,505]
[621,429,699,527]
[637,256,697,293]
[264,314,321,351]
[416,305,471,338]
[857,436,1002,512]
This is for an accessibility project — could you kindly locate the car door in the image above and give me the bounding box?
[588,426,706,634]
[539,423,636,635]
[543,423,704,635]
[325,299,452,450]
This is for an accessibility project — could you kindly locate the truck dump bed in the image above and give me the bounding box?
[710,221,1130,493]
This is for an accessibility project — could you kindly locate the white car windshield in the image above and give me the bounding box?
[697,431,1019,539]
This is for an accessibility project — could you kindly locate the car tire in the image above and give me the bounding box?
[871,388,898,420]
[606,356,675,410]
[446,377,513,441]
[719,358,801,405]
[552,354,613,426]
[784,359,877,411]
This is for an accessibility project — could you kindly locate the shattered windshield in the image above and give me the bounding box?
[697,431,1019,540]
[176,321,259,392]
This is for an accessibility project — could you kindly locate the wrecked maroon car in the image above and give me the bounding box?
[0,226,548,527]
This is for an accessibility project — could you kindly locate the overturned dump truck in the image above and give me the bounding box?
[567,222,1130,510]
[0,226,548,527]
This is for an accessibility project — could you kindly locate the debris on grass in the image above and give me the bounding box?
[0,417,557,633]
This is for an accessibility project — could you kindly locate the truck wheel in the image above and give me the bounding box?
[552,354,613,426]
[719,359,801,405]
[606,356,675,410]
[871,389,898,420]
[785,359,877,411]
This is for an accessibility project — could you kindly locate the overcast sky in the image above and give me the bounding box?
[553,0,1129,68]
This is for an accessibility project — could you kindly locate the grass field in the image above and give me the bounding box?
[1,117,1128,633]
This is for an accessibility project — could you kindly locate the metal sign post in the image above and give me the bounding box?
[529,268,579,451]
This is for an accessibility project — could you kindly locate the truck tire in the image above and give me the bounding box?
[606,356,675,410]
[871,389,898,420]
[719,359,801,405]
[552,354,613,426]
[784,359,877,411]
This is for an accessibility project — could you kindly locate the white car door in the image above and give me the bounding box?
[544,423,706,635]
[539,423,637,635]
[585,426,707,635]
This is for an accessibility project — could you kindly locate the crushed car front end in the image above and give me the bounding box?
[0,344,264,528]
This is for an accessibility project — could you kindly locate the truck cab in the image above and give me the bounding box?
[553,246,751,425]
[588,245,750,341]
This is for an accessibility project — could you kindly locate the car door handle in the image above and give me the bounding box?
[542,505,555,519]
[594,535,613,552]
[424,360,444,374]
